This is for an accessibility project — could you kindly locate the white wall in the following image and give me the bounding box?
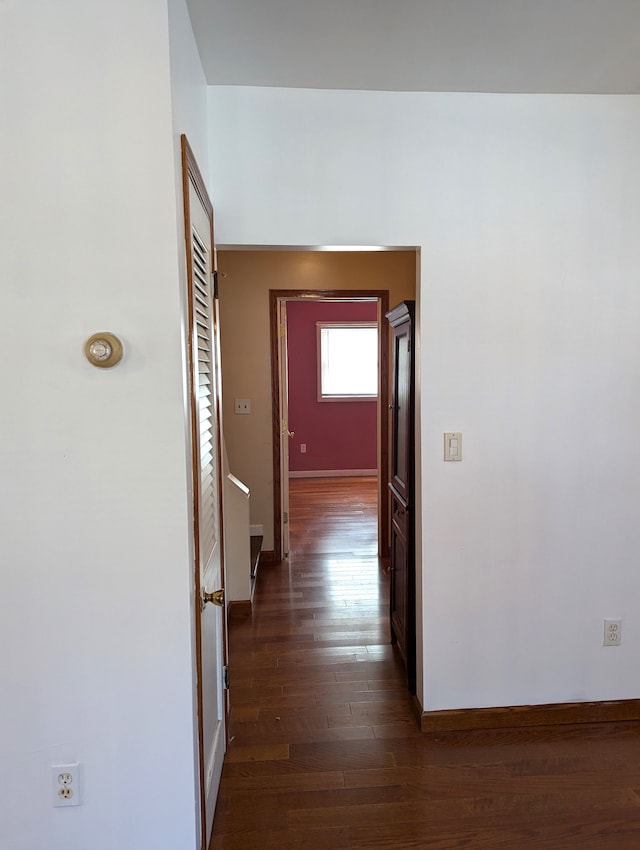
[208,85,640,711]
[168,0,210,181]
[167,0,213,845]
[0,1,208,847]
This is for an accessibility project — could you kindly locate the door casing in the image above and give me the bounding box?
[269,288,390,563]
[181,134,228,850]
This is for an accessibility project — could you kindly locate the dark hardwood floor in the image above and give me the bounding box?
[212,477,640,849]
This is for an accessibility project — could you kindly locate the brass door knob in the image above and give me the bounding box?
[202,588,224,607]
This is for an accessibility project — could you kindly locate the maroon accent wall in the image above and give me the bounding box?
[287,300,378,473]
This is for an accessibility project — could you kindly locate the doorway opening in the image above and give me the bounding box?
[216,245,420,696]
[270,290,390,564]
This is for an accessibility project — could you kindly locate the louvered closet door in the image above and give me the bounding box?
[182,136,226,849]
[192,224,219,570]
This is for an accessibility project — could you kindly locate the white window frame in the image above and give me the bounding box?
[316,321,379,402]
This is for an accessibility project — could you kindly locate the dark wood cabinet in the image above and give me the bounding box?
[386,300,416,693]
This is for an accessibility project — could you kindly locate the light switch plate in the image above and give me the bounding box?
[234,399,251,415]
[444,432,462,461]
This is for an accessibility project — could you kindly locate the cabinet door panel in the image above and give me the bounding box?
[390,506,408,656]
[386,301,416,694]
[391,327,412,502]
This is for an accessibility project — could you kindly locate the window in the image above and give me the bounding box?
[317,322,378,400]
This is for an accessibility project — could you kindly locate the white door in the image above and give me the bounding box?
[277,298,291,557]
[181,136,226,848]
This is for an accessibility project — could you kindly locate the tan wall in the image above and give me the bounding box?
[217,249,417,552]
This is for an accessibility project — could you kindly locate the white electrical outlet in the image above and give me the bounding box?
[300,443,306,453]
[52,763,81,807]
[603,619,622,646]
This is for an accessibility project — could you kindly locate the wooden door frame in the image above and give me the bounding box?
[269,288,390,563]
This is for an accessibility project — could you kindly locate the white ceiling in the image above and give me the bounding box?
[185,0,640,94]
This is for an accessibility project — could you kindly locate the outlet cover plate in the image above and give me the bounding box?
[52,763,81,807]
[603,619,622,646]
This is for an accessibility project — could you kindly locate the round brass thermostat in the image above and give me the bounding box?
[84,332,123,368]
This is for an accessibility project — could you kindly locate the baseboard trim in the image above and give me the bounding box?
[289,469,377,479]
[412,693,424,728]
[419,698,640,733]
[228,600,252,618]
